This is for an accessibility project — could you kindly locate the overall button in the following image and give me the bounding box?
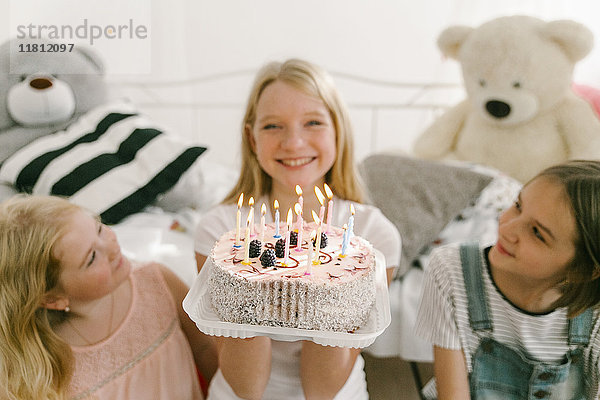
[533,390,550,398]
[537,372,554,381]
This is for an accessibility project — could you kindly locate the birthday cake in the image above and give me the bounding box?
[208,222,376,332]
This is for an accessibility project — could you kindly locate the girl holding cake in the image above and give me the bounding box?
[415,160,600,399]
[0,195,217,400]
[194,59,401,399]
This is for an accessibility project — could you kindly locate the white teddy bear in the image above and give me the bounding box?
[414,15,600,183]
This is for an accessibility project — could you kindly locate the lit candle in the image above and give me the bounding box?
[295,185,303,210]
[324,183,334,233]
[234,193,244,248]
[260,203,266,243]
[273,200,281,238]
[283,208,293,266]
[348,203,355,238]
[305,230,316,275]
[340,223,348,257]
[314,186,325,223]
[248,197,255,237]
[294,202,303,252]
[312,210,322,265]
[242,213,252,265]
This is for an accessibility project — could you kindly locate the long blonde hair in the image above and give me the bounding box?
[0,195,79,399]
[223,58,365,204]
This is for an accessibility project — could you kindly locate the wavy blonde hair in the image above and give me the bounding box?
[0,195,78,400]
[223,58,365,204]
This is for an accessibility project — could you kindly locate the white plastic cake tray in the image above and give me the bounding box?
[183,249,391,348]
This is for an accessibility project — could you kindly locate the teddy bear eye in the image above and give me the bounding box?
[513,81,521,89]
[479,79,486,87]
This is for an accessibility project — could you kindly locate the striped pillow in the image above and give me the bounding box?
[0,102,206,224]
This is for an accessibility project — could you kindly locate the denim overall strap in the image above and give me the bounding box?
[460,242,493,332]
[568,308,593,346]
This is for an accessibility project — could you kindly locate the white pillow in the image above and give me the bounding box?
[0,101,206,224]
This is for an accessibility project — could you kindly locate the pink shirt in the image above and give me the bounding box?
[69,263,202,400]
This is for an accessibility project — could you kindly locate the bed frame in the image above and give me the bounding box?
[108,70,464,168]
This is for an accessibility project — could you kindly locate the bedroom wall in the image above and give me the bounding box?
[5,0,600,169]
[125,0,600,169]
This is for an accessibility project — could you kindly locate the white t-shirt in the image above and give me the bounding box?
[415,244,600,399]
[195,196,401,400]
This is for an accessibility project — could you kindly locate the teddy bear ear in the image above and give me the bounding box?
[542,20,594,62]
[437,25,473,59]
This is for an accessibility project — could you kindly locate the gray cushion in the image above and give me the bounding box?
[359,154,492,276]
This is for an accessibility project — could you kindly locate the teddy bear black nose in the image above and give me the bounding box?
[29,78,53,90]
[486,100,511,118]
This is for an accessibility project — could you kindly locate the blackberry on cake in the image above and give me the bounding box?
[289,230,298,246]
[260,249,277,267]
[249,239,262,258]
[312,232,328,249]
[275,238,286,257]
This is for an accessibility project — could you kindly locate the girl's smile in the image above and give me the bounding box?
[278,156,316,168]
[494,241,514,257]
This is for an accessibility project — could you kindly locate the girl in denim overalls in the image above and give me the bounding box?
[416,160,600,400]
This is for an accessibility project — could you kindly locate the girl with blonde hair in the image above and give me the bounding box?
[194,58,401,399]
[0,195,217,400]
[222,58,364,205]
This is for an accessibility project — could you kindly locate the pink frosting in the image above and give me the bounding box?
[211,222,373,284]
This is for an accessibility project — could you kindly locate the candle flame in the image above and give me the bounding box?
[343,223,348,230]
[295,185,303,196]
[314,186,325,206]
[261,203,267,215]
[350,203,355,215]
[311,210,321,224]
[286,208,293,227]
[323,183,333,199]
[246,212,252,225]
[274,199,279,210]
[249,197,254,207]
[294,203,302,215]
[310,229,316,239]
[237,193,244,208]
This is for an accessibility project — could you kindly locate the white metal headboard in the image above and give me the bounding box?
[107,71,464,168]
